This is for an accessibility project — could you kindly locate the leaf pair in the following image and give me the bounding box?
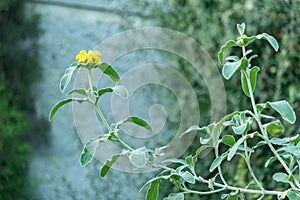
[218,32,279,65]
[60,62,121,93]
[257,100,296,124]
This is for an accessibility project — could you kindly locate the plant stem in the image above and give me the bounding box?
[214,145,228,185]
[196,176,281,196]
[88,69,133,151]
[183,188,226,195]
[118,137,133,151]
[241,47,296,186]
[243,138,265,191]
[87,68,111,132]
[95,104,112,132]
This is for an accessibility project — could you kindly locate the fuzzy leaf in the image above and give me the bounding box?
[146,179,161,200]
[228,136,246,161]
[49,98,85,121]
[98,62,121,85]
[218,40,237,64]
[256,33,279,52]
[241,66,260,97]
[164,193,184,200]
[60,62,80,92]
[222,135,236,147]
[237,23,245,35]
[80,137,107,167]
[129,147,147,168]
[257,101,296,124]
[210,153,228,172]
[100,154,121,177]
[264,156,277,168]
[265,120,284,135]
[118,116,152,131]
[113,85,128,99]
[222,60,241,80]
[67,88,87,96]
[273,172,289,183]
[180,171,195,184]
[287,191,300,200]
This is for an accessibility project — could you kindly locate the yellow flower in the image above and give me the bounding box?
[75,50,102,65]
[87,50,101,64]
[76,50,88,63]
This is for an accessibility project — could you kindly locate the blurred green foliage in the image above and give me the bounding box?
[150,0,300,127]
[0,81,30,199]
[128,0,300,199]
[0,0,43,199]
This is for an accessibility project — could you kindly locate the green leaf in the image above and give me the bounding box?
[242,36,256,47]
[257,100,296,124]
[225,56,240,62]
[97,87,113,97]
[222,60,241,80]
[218,40,237,64]
[98,62,121,85]
[194,145,211,160]
[265,120,284,135]
[210,153,228,172]
[232,123,250,135]
[129,147,147,168]
[228,136,246,161]
[100,154,121,177]
[140,175,171,193]
[264,156,277,168]
[185,155,194,168]
[273,172,289,183]
[237,23,245,35]
[227,195,238,200]
[80,137,107,167]
[60,62,80,92]
[270,135,299,145]
[239,58,249,70]
[183,125,208,134]
[67,88,87,96]
[49,99,72,121]
[164,193,184,200]
[118,116,152,131]
[180,125,208,138]
[256,33,279,52]
[49,98,86,121]
[113,85,128,99]
[279,143,300,158]
[146,179,161,200]
[222,135,236,147]
[180,171,195,184]
[287,190,300,200]
[241,66,260,97]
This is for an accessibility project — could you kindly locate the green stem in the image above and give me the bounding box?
[88,69,133,151]
[214,145,228,186]
[118,137,133,151]
[95,102,133,151]
[241,47,264,191]
[243,147,265,192]
[95,104,112,132]
[241,47,297,187]
[87,69,96,103]
[183,188,226,195]
[196,175,281,196]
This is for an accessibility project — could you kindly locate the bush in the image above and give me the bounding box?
[126,0,300,199]
[0,0,42,199]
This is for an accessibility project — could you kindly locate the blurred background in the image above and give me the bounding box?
[1,0,299,199]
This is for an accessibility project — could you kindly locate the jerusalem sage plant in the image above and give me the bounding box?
[50,24,300,199]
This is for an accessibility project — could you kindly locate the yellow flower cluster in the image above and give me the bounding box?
[76,50,102,64]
